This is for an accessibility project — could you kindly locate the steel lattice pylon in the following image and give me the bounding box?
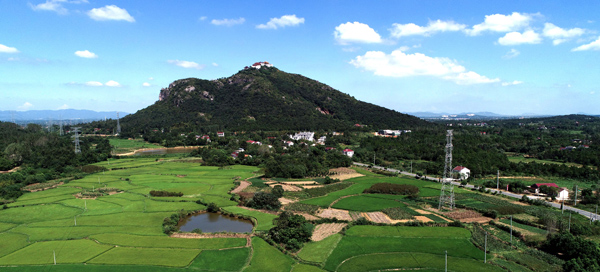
[438,130,454,210]
[116,112,121,135]
[72,127,82,154]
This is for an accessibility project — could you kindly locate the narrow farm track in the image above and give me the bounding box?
[328,194,359,209]
[231,180,251,194]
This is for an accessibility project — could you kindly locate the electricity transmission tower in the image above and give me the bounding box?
[72,127,82,154]
[116,112,121,135]
[438,130,455,210]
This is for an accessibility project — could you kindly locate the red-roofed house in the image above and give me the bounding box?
[531,183,569,200]
[452,166,471,180]
[343,149,354,158]
[217,132,225,137]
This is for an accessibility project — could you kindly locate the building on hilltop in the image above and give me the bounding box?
[248,61,274,70]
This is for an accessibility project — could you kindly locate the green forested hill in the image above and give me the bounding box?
[120,65,431,134]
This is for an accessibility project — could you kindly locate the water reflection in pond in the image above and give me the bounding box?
[178,212,253,233]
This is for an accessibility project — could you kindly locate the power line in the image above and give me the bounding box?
[72,127,82,154]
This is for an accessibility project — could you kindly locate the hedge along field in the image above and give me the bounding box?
[323,226,483,271]
[0,239,112,265]
[87,247,201,267]
[0,158,260,268]
[244,237,295,272]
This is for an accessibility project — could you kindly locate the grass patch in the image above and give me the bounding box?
[188,247,250,271]
[336,252,503,272]
[222,206,276,232]
[0,239,112,265]
[346,225,471,238]
[91,233,246,249]
[244,237,294,272]
[0,233,29,258]
[332,195,406,212]
[297,234,342,263]
[88,247,200,267]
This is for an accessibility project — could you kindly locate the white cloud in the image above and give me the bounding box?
[29,0,68,14]
[168,59,204,69]
[199,16,207,21]
[390,20,466,38]
[58,104,70,109]
[498,30,542,45]
[467,12,533,36]
[349,49,499,85]
[543,23,585,45]
[148,77,154,80]
[572,36,600,51]
[503,48,520,59]
[0,44,19,53]
[502,80,523,86]
[142,82,151,87]
[211,17,245,27]
[257,14,304,29]
[105,80,121,87]
[74,50,98,58]
[87,5,135,22]
[85,81,103,86]
[18,102,34,110]
[212,62,218,67]
[334,22,382,45]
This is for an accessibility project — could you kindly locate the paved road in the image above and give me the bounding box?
[353,162,599,220]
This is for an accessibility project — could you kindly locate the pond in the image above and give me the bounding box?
[178,212,253,233]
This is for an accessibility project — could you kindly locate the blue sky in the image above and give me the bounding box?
[1,0,599,116]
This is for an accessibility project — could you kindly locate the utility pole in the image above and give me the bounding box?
[373,153,375,166]
[496,170,500,190]
[53,250,56,265]
[445,250,448,272]
[116,112,121,135]
[410,160,413,173]
[510,215,513,244]
[484,231,487,263]
[569,212,572,232]
[574,185,578,206]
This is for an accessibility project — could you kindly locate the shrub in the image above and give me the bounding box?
[207,202,220,213]
[363,183,419,197]
[268,212,313,251]
[483,210,498,219]
[246,192,281,210]
[272,185,284,198]
[150,190,184,197]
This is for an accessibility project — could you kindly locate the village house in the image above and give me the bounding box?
[530,183,569,200]
[343,148,354,158]
[452,166,471,180]
[291,132,315,142]
[217,132,225,137]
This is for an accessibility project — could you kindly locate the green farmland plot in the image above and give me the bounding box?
[244,237,294,272]
[324,226,484,271]
[91,233,246,249]
[0,158,261,268]
[88,247,201,267]
[332,195,406,212]
[298,234,342,263]
[223,206,277,231]
[0,239,113,265]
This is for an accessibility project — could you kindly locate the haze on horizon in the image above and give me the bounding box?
[1,1,599,116]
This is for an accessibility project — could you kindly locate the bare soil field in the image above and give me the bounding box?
[317,208,352,221]
[278,197,297,205]
[329,167,364,180]
[414,216,433,223]
[23,182,64,192]
[311,223,347,241]
[269,183,302,192]
[302,185,324,189]
[294,212,320,221]
[444,209,482,220]
[413,209,432,215]
[362,212,392,224]
[281,181,318,185]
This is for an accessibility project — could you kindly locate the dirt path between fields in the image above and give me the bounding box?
[231,181,251,194]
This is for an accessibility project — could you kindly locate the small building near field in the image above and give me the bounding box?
[452,166,471,180]
[343,149,354,158]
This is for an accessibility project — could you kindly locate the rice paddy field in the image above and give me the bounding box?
[0,155,566,271]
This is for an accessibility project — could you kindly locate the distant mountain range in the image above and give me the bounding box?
[407,111,553,119]
[0,109,128,122]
